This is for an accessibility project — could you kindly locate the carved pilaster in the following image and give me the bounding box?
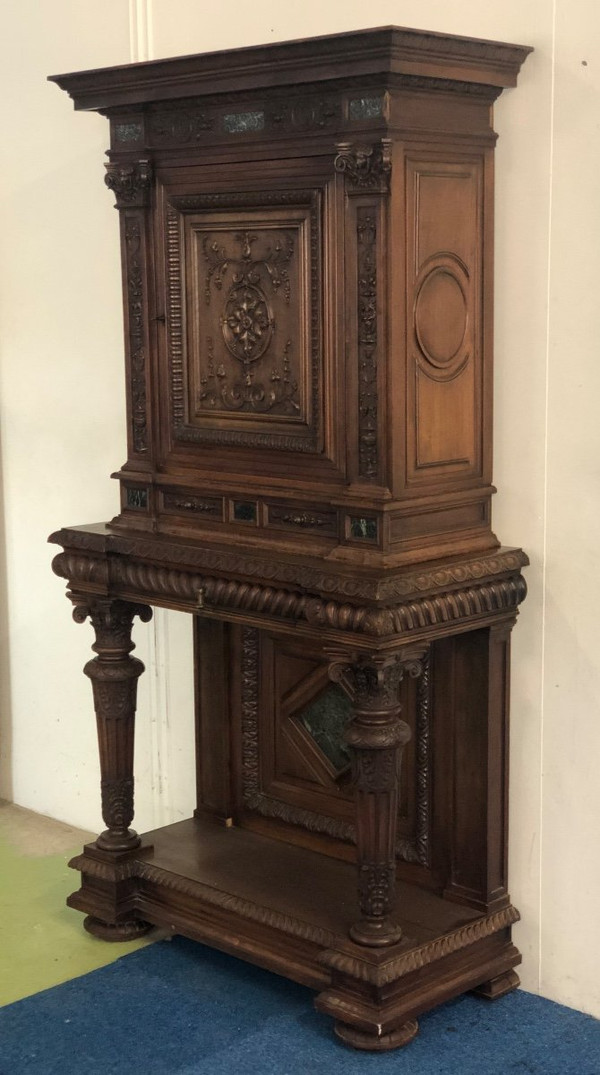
[329,648,426,947]
[123,214,148,454]
[334,140,392,193]
[73,598,152,852]
[356,208,379,480]
[104,159,153,208]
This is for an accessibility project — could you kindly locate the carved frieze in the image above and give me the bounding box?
[54,549,527,640]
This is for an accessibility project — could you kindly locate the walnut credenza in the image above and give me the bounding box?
[49,27,531,1051]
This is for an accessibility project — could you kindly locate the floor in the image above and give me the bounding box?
[0,800,154,1006]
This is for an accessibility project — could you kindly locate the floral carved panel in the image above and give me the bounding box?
[166,191,323,454]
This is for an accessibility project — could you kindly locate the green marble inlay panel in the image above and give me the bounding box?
[297,684,353,772]
[114,122,143,143]
[349,96,384,120]
[349,516,378,541]
[233,500,257,523]
[126,487,148,510]
[223,110,265,134]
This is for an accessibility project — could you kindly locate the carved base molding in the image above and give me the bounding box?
[67,815,521,1052]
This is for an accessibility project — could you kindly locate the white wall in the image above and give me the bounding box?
[0,0,598,1019]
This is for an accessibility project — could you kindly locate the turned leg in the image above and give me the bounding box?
[329,648,425,948]
[71,597,153,939]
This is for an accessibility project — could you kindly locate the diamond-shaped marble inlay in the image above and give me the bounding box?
[297,684,353,773]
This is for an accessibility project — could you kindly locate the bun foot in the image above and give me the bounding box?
[472,969,520,1000]
[83,915,153,941]
[334,1018,419,1052]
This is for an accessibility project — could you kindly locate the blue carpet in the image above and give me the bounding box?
[1,938,598,1075]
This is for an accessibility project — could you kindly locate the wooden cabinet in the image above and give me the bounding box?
[49,26,531,1051]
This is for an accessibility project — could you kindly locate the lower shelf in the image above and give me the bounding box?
[67,815,521,1051]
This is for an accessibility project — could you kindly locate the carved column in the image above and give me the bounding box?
[329,647,425,947]
[72,598,152,852]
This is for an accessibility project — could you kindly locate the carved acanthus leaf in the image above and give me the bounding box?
[105,160,153,207]
[334,140,392,192]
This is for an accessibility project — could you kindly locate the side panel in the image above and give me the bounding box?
[404,155,485,490]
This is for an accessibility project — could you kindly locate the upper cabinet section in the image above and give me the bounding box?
[49,28,531,567]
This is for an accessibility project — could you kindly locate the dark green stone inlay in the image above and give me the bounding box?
[298,684,353,773]
[349,516,378,541]
[126,487,148,510]
[223,111,265,134]
[349,96,384,121]
[233,501,257,523]
[114,122,143,143]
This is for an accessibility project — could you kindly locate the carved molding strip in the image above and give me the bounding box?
[136,861,339,949]
[51,530,528,603]
[166,205,184,429]
[357,208,379,480]
[321,905,520,986]
[124,214,148,453]
[51,551,108,589]
[415,653,431,866]
[69,853,140,883]
[53,551,527,639]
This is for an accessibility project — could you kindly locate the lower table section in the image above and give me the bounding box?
[67,815,521,1051]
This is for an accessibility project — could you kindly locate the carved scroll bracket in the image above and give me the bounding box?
[334,140,392,193]
[105,159,153,208]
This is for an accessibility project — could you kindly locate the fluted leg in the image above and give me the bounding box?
[329,648,425,948]
[73,598,152,851]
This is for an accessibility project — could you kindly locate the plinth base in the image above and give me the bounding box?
[335,1018,419,1051]
[83,915,153,942]
[68,816,521,1052]
[471,969,521,1000]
